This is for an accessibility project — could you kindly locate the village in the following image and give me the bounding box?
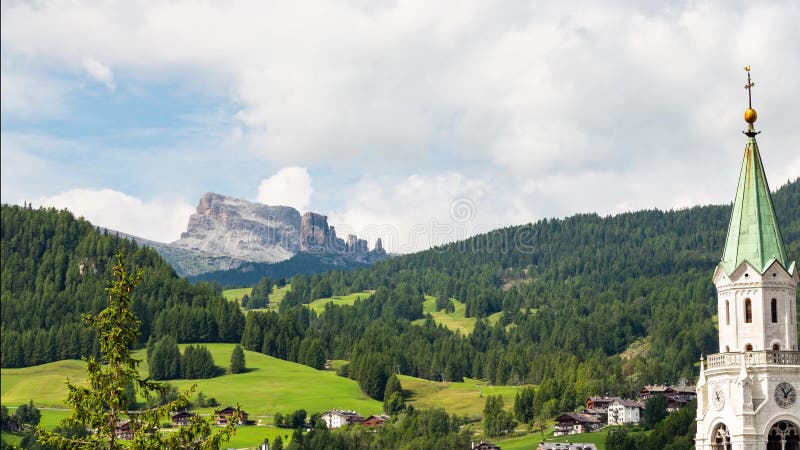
[108,383,697,449]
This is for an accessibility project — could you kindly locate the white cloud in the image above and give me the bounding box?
[35,189,194,243]
[82,56,115,89]
[2,0,800,244]
[4,1,798,174]
[256,166,313,211]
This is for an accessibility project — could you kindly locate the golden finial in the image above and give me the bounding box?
[744,66,757,124]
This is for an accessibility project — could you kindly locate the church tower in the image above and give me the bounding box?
[695,67,800,450]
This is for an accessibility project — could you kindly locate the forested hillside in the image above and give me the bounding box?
[2,179,797,418]
[237,178,799,412]
[0,205,244,368]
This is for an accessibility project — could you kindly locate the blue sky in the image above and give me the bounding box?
[2,0,799,252]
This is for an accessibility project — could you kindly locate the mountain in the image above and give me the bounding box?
[118,192,389,277]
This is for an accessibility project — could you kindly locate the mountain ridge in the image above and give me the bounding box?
[108,192,388,277]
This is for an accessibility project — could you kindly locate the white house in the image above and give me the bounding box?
[607,399,643,425]
[320,410,364,429]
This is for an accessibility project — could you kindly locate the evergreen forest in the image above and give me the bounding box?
[2,178,798,418]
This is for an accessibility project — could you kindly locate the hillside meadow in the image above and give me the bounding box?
[1,344,381,418]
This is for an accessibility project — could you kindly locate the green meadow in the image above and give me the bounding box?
[306,291,374,314]
[411,296,504,335]
[398,375,533,417]
[222,284,291,313]
[222,287,252,302]
[1,344,381,417]
[0,408,72,445]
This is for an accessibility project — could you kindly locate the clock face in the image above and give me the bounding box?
[775,382,796,409]
[712,385,725,410]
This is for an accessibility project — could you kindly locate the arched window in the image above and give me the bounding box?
[768,420,799,450]
[745,343,753,351]
[725,300,730,325]
[773,343,780,351]
[712,423,732,450]
[771,298,778,323]
[725,345,730,352]
[745,299,752,323]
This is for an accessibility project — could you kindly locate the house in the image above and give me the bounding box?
[664,393,693,412]
[320,409,364,429]
[607,399,644,425]
[114,420,134,440]
[537,443,598,450]
[171,411,196,426]
[471,441,502,450]
[553,413,601,436]
[581,408,608,424]
[362,414,390,427]
[215,406,249,425]
[638,384,696,402]
[584,396,622,411]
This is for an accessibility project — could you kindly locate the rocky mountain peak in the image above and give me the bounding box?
[166,193,387,275]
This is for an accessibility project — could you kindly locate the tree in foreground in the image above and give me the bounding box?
[36,252,238,449]
[230,344,246,374]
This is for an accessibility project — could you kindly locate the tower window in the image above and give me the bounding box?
[744,299,752,323]
[773,343,780,351]
[745,344,753,351]
[771,298,778,323]
[725,300,730,325]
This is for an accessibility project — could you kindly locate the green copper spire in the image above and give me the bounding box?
[720,128,789,275]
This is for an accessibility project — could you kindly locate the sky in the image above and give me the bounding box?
[2,0,799,253]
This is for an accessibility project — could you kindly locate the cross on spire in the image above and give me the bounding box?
[744,66,754,108]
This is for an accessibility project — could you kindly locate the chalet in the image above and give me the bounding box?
[471,441,501,450]
[584,396,622,410]
[607,399,644,425]
[320,409,364,429]
[171,411,196,426]
[537,443,598,450]
[553,413,601,436]
[114,420,134,440]
[638,384,696,402]
[215,406,248,425]
[581,408,608,424]
[362,414,390,427]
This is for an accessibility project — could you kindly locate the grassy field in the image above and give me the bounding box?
[1,344,382,418]
[306,291,374,314]
[223,284,291,312]
[399,375,533,417]
[410,296,505,335]
[222,287,252,302]
[1,343,556,448]
[0,408,72,445]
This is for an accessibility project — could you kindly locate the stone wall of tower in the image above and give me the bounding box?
[696,361,800,450]
[714,261,799,353]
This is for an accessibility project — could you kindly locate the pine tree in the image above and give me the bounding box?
[230,345,246,374]
[149,335,181,380]
[513,386,536,423]
[35,252,238,449]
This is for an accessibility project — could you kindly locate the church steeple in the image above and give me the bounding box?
[696,66,800,450]
[720,67,790,275]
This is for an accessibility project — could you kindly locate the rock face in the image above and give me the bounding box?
[173,193,301,264]
[163,192,388,276]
